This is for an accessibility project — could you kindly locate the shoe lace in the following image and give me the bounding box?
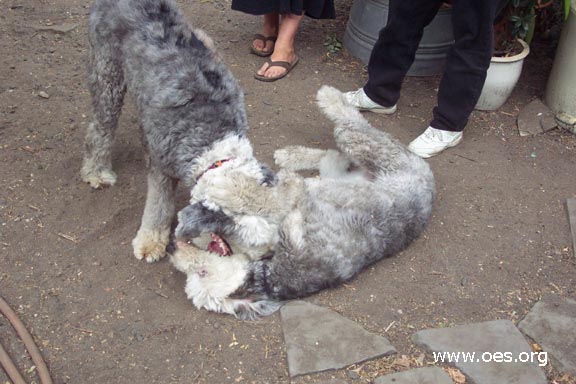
[423,128,442,141]
[348,89,362,104]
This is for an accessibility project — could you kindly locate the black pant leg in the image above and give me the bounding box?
[431,0,505,132]
[364,0,444,107]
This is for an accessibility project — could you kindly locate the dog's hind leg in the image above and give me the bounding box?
[81,40,126,189]
[133,167,178,263]
[333,121,409,176]
[316,85,412,176]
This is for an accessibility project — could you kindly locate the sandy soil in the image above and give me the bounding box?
[0,0,575,383]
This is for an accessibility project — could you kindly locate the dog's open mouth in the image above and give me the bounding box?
[207,233,232,256]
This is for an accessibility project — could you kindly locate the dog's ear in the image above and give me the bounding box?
[175,203,234,240]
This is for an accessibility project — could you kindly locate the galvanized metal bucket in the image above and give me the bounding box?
[343,0,454,76]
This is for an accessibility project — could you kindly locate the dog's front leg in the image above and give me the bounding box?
[275,146,352,179]
[274,146,330,171]
[133,167,178,263]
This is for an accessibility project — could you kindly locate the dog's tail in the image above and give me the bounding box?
[231,299,284,321]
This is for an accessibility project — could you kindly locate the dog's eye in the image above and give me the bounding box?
[198,268,208,278]
[186,239,193,245]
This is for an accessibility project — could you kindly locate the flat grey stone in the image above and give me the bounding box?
[541,113,558,132]
[518,295,576,375]
[412,320,547,384]
[517,99,555,136]
[375,367,452,384]
[567,198,576,259]
[280,301,396,377]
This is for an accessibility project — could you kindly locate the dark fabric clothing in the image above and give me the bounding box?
[232,0,335,19]
[363,0,506,132]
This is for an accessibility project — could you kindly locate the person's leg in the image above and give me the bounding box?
[430,0,502,132]
[256,12,302,79]
[252,13,279,54]
[363,0,444,107]
[408,0,503,158]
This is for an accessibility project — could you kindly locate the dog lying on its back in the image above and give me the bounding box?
[170,86,436,320]
[81,0,274,262]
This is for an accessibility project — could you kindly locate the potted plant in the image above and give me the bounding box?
[476,0,570,110]
[475,0,534,110]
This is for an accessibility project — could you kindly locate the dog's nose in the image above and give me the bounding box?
[166,242,176,254]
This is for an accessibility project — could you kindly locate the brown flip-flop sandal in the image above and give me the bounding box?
[250,34,277,57]
[254,56,299,82]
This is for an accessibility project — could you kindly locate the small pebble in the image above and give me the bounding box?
[347,371,360,380]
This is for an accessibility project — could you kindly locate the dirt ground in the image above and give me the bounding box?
[1,0,575,383]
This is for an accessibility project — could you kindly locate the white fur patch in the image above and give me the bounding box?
[281,210,305,250]
[234,216,279,247]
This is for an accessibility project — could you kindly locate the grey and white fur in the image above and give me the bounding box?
[81,0,273,262]
[170,86,436,320]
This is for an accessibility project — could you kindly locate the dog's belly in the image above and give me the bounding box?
[276,181,422,283]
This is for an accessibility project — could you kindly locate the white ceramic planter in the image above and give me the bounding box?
[475,39,530,111]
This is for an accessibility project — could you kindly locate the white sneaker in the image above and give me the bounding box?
[408,127,463,158]
[344,88,397,115]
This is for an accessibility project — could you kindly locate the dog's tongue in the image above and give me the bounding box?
[207,233,232,256]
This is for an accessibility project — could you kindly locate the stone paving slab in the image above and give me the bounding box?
[280,301,396,377]
[374,367,452,384]
[518,295,576,375]
[517,99,556,136]
[412,319,547,384]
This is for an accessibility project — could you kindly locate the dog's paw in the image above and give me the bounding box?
[132,228,170,263]
[81,167,117,189]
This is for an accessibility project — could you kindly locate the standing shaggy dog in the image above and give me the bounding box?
[81,0,273,262]
[170,86,436,319]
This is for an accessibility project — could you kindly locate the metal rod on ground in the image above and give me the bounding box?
[0,341,27,384]
[0,295,54,384]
